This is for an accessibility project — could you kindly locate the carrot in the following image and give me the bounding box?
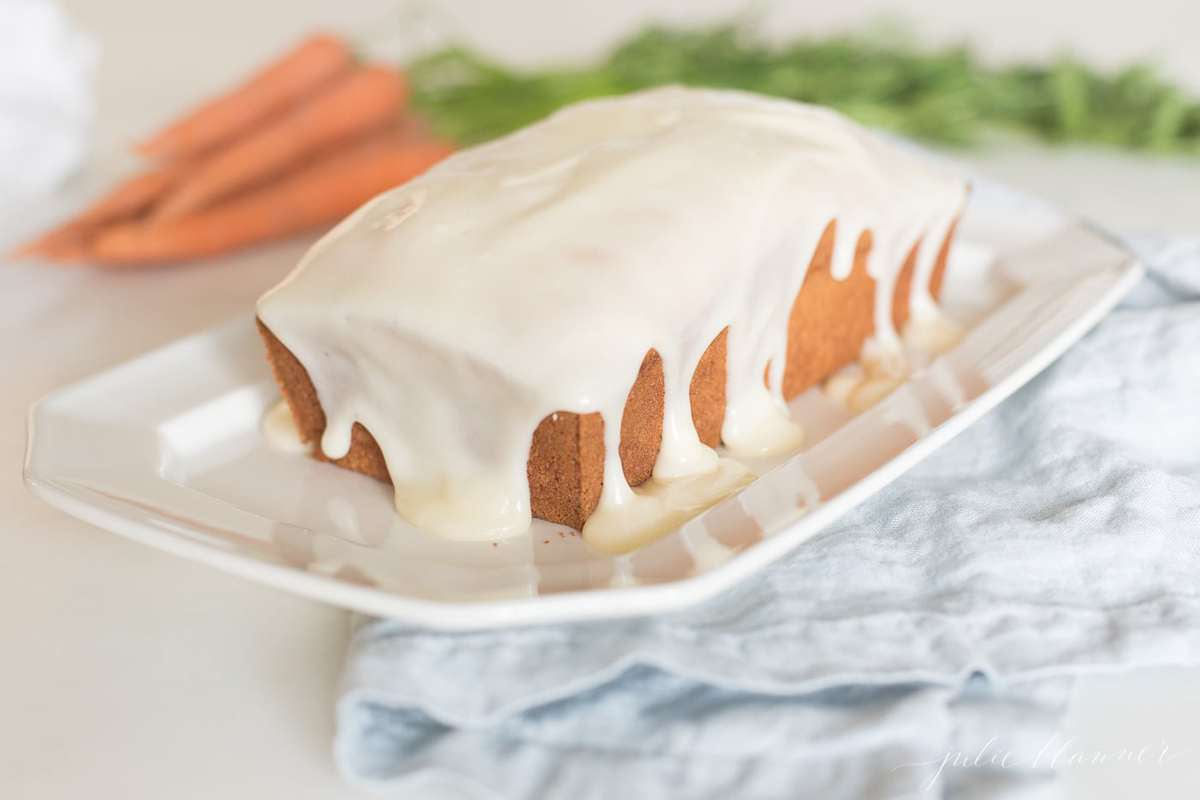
[92,133,454,265]
[8,163,187,260]
[136,32,354,161]
[152,65,408,222]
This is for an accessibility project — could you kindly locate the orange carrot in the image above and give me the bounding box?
[136,32,354,161]
[152,65,408,221]
[8,163,187,259]
[92,134,454,265]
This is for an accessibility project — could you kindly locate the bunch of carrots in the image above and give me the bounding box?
[12,33,454,266]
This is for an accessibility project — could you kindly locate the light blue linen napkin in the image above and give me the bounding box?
[336,237,1200,799]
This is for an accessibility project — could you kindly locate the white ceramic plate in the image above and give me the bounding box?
[24,177,1142,630]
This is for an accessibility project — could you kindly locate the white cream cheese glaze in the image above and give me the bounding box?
[257,86,967,550]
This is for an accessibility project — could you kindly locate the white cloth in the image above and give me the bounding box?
[0,0,94,199]
[336,236,1200,799]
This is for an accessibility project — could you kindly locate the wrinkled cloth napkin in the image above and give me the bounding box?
[0,0,94,199]
[336,235,1200,799]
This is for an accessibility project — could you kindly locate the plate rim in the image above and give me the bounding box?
[23,227,1144,631]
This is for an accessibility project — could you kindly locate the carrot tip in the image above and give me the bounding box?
[7,236,64,261]
[5,245,86,264]
[6,243,38,260]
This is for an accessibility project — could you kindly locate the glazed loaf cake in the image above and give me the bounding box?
[257,221,954,529]
[256,87,967,549]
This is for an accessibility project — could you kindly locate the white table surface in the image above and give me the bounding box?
[4,2,1200,797]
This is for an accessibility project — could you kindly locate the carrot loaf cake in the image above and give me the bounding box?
[256,86,967,552]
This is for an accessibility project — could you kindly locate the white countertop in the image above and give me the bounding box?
[4,2,1200,797]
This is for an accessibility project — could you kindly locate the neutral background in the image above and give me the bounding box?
[4,1,1200,797]
[61,0,1200,234]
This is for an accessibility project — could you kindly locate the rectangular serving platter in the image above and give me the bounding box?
[24,176,1143,629]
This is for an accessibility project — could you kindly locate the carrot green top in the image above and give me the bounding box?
[409,23,1200,154]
